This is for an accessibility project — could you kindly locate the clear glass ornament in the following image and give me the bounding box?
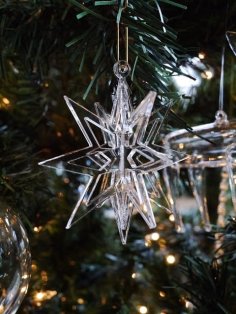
[39,61,186,244]
[0,203,31,313]
[164,44,236,230]
[164,112,236,230]
[226,143,236,212]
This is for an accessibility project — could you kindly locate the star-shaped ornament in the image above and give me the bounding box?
[39,61,186,244]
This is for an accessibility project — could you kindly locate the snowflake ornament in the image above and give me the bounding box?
[39,61,186,244]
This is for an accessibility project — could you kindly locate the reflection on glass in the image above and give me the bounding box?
[226,31,236,56]
[0,205,31,314]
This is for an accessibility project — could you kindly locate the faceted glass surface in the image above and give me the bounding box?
[164,112,236,229]
[0,205,31,313]
[226,143,236,212]
[40,61,186,244]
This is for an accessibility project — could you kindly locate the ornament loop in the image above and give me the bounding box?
[215,110,229,127]
[113,61,131,78]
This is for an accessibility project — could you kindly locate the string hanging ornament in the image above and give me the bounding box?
[39,1,186,244]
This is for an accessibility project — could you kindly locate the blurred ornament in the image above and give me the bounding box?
[0,203,31,314]
[39,61,186,244]
[226,31,236,56]
[164,48,236,230]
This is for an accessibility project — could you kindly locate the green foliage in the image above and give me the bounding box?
[0,0,188,101]
[0,1,236,314]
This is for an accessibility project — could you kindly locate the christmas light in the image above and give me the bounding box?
[0,97,11,109]
[150,232,160,241]
[169,214,175,222]
[77,298,85,304]
[35,292,45,302]
[159,291,166,298]
[33,226,42,233]
[201,69,214,80]
[166,254,176,264]
[31,263,37,271]
[33,290,57,306]
[138,305,148,314]
[198,52,205,59]
[131,273,137,279]
[2,97,10,105]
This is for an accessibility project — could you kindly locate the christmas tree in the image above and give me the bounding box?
[1,1,236,313]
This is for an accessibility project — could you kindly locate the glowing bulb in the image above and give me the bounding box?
[131,273,137,279]
[35,292,45,301]
[159,291,166,298]
[169,214,175,222]
[138,305,148,314]
[2,97,10,105]
[201,69,214,80]
[150,232,160,241]
[34,226,42,232]
[31,263,37,271]
[77,298,85,304]
[145,240,151,247]
[166,254,176,265]
[198,52,205,59]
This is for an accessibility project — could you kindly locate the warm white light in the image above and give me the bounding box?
[2,97,10,105]
[169,214,175,222]
[144,240,151,247]
[34,226,42,233]
[31,263,37,271]
[138,305,148,314]
[166,254,176,265]
[35,292,45,301]
[131,273,137,279]
[201,69,213,80]
[34,290,57,302]
[159,291,166,298]
[151,232,160,241]
[77,298,85,304]
[198,52,205,59]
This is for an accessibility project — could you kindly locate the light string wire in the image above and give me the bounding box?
[117,0,129,63]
